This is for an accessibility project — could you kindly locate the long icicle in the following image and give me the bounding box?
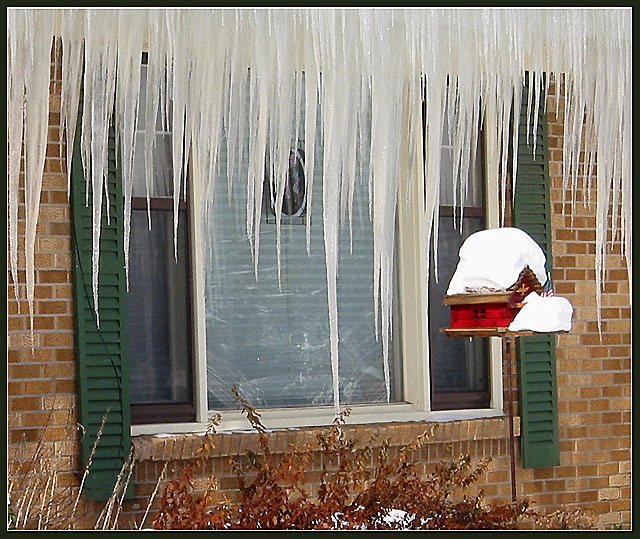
[84,9,119,325]
[319,9,343,412]
[7,9,26,308]
[22,10,55,331]
[116,10,146,290]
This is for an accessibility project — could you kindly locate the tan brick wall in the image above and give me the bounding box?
[7,50,86,525]
[543,83,631,528]
[7,61,631,530]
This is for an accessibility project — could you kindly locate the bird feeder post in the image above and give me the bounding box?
[441,327,525,503]
[503,334,517,503]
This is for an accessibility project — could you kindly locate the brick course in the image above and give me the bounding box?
[6,61,631,531]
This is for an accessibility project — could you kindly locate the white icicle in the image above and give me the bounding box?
[226,10,249,203]
[319,10,343,412]
[83,9,119,324]
[7,9,26,307]
[421,12,446,288]
[272,10,296,287]
[59,10,84,199]
[303,11,320,254]
[143,10,167,230]
[197,10,229,251]
[166,10,191,261]
[372,11,404,403]
[22,10,56,330]
[116,10,146,290]
[246,11,270,277]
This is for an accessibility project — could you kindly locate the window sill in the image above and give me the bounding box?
[131,404,520,462]
[131,403,504,436]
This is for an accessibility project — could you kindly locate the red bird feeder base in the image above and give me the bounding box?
[442,267,544,332]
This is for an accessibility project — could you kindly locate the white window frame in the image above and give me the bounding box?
[131,111,504,437]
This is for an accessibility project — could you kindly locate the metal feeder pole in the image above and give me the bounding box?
[503,335,517,503]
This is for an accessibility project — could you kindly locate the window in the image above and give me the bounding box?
[428,116,490,411]
[127,61,195,424]
[204,131,402,410]
[127,77,501,434]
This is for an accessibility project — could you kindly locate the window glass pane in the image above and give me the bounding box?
[132,65,173,198]
[127,209,192,405]
[131,133,173,197]
[204,139,400,409]
[430,117,489,408]
[438,146,483,207]
[429,216,489,395]
[127,63,192,407]
[439,112,483,207]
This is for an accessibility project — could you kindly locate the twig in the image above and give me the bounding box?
[43,471,58,530]
[43,472,58,530]
[14,476,30,527]
[21,478,38,528]
[38,474,53,530]
[112,456,135,529]
[139,462,168,530]
[99,446,134,529]
[96,469,122,528]
[15,405,56,494]
[16,472,39,528]
[232,385,266,433]
[70,408,110,522]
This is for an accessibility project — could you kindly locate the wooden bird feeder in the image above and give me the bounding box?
[441,267,543,338]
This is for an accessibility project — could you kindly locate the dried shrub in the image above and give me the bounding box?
[152,390,532,530]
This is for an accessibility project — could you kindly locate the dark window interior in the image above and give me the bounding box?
[128,198,195,424]
[425,93,491,410]
[429,207,490,410]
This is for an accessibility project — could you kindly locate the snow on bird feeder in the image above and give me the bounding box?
[508,292,573,333]
[446,227,547,296]
[442,228,558,336]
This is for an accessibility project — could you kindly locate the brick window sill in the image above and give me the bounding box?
[132,416,520,462]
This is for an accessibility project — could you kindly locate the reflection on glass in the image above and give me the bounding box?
[127,211,192,404]
[205,135,401,409]
[430,217,488,395]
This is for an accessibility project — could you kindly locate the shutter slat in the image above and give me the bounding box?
[526,432,555,443]
[71,105,132,501]
[513,79,560,469]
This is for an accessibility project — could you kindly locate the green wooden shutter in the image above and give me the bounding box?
[71,118,132,500]
[513,82,560,469]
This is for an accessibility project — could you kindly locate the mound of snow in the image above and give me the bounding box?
[446,228,547,295]
[508,292,573,332]
[382,509,416,527]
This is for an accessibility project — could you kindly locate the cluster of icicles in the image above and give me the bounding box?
[8,9,631,410]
